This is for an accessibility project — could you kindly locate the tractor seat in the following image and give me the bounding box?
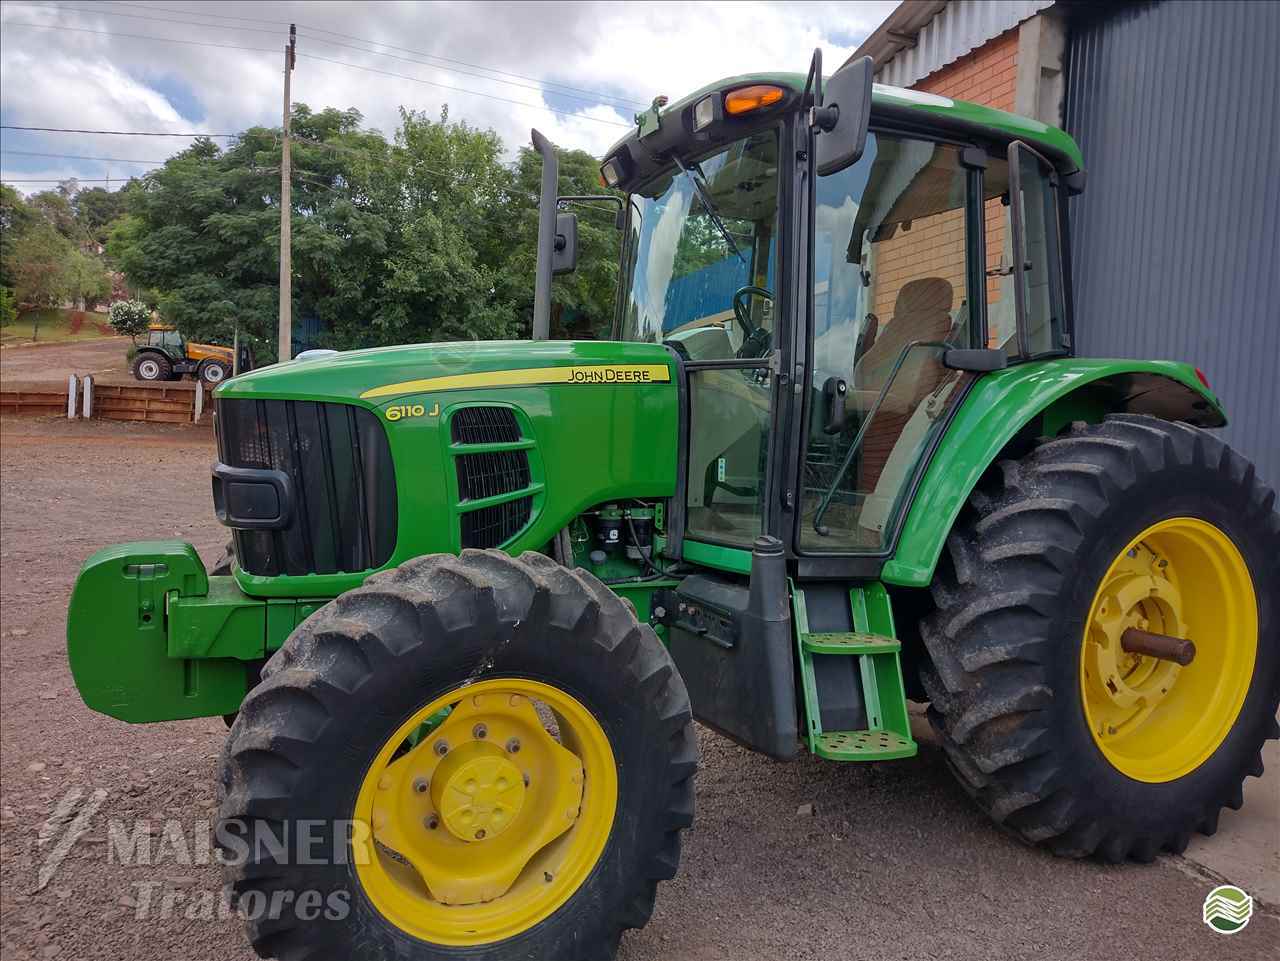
[852,277,955,399]
[853,277,957,497]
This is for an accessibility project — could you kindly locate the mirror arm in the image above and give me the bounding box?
[531,128,559,341]
[802,47,824,110]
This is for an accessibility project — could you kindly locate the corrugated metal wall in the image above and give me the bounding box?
[878,0,1052,88]
[1064,0,1280,484]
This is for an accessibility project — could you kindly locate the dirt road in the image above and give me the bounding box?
[1,337,133,385]
[0,416,1275,960]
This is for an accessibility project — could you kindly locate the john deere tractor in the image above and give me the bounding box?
[67,53,1277,961]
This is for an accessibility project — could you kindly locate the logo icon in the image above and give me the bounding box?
[1203,884,1253,934]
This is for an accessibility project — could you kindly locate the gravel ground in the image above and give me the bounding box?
[1,337,134,385]
[1,415,1275,960]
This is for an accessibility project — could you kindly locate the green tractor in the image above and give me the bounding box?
[67,53,1277,961]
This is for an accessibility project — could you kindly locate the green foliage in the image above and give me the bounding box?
[109,104,626,359]
[66,249,111,309]
[6,222,75,308]
[1,181,117,317]
[1,184,38,290]
[0,287,16,327]
[73,186,133,247]
[108,299,152,340]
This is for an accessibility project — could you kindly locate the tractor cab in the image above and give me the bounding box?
[589,56,1077,572]
[146,322,186,354]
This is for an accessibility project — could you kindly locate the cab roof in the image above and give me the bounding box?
[606,72,1084,176]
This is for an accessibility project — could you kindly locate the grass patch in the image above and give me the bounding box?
[0,308,117,345]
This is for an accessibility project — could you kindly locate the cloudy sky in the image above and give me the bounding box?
[0,0,897,191]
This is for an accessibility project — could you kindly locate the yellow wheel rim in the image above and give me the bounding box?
[352,678,617,946]
[1080,517,1257,782]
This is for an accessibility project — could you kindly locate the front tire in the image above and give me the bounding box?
[218,550,695,960]
[922,414,1279,861]
[199,359,230,385]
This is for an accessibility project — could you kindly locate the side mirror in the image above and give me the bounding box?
[552,212,578,276]
[814,56,874,177]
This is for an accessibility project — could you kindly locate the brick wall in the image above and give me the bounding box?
[872,28,1021,340]
[915,27,1019,109]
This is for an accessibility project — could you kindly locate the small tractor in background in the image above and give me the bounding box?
[131,322,239,385]
[66,49,1277,961]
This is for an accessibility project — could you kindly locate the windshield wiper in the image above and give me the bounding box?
[670,153,745,264]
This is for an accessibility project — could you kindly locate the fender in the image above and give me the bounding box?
[882,358,1226,588]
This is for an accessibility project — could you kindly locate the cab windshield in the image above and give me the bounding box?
[617,130,779,362]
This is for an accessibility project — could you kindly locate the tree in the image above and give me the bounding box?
[498,144,623,339]
[66,249,112,309]
[4,223,74,339]
[1,184,37,291]
[108,299,151,341]
[0,287,16,328]
[7,222,73,307]
[107,102,626,356]
[28,188,79,240]
[73,186,134,247]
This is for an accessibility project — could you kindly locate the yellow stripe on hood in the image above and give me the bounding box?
[359,364,671,400]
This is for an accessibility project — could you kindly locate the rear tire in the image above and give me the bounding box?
[218,549,695,960]
[132,352,171,382]
[922,414,1279,861]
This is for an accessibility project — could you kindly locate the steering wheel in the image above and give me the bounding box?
[732,285,773,360]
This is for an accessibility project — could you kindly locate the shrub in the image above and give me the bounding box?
[108,299,151,341]
[0,287,15,327]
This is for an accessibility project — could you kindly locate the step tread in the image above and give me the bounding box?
[814,729,917,761]
[801,631,900,655]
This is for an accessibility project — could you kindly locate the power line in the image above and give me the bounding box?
[3,21,632,129]
[2,149,166,164]
[93,0,650,109]
[7,2,282,36]
[21,2,645,112]
[101,0,292,27]
[294,31,643,112]
[2,124,237,137]
[300,53,630,128]
[0,178,120,183]
[1,20,280,53]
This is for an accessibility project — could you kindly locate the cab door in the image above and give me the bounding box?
[796,131,981,555]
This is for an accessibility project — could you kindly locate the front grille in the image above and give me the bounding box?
[215,398,397,576]
[461,497,533,549]
[456,451,531,502]
[451,406,521,444]
[449,405,535,549]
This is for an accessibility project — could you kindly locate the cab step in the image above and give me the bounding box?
[792,582,917,762]
[814,729,916,761]
[801,632,900,655]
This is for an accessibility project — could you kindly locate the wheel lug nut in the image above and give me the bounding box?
[413,777,429,794]
[523,772,530,787]
[425,815,439,830]
[475,829,486,840]
[506,737,521,754]
[434,740,449,756]
[473,723,488,740]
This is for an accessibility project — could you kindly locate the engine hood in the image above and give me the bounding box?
[214,339,676,408]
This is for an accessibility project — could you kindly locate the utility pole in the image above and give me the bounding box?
[278,24,296,362]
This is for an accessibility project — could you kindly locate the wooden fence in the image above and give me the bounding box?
[0,377,211,425]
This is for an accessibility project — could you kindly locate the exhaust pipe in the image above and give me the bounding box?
[531,128,558,340]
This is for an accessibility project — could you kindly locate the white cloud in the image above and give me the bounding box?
[1,0,897,188]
